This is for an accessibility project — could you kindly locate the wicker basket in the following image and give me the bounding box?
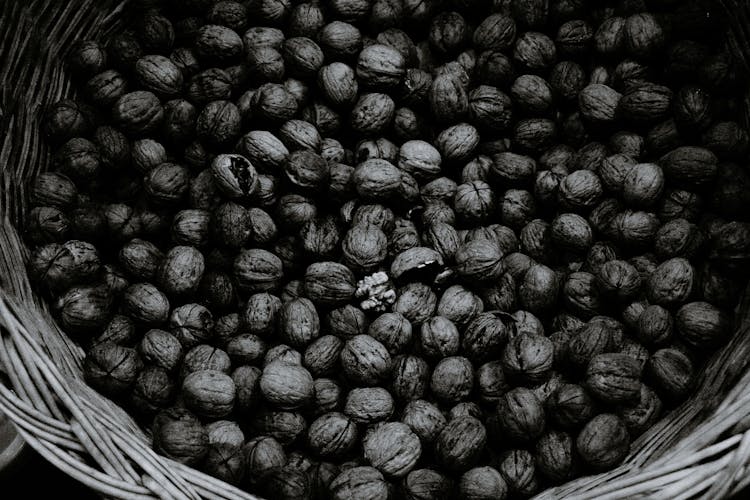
[2,1,750,498]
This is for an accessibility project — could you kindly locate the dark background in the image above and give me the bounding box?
[0,447,97,499]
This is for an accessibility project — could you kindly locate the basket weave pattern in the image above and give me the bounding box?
[1,1,750,498]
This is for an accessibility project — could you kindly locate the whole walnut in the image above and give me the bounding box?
[419,316,460,359]
[401,400,447,444]
[330,466,389,500]
[435,123,480,164]
[585,353,641,404]
[473,13,516,50]
[402,468,453,500]
[511,75,553,116]
[562,272,602,319]
[138,330,182,373]
[307,412,358,459]
[353,158,407,202]
[637,305,674,347]
[169,303,213,348]
[312,377,343,415]
[576,414,630,470]
[513,32,557,72]
[318,62,359,107]
[44,99,95,143]
[251,410,307,447]
[28,240,101,294]
[135,55,183,97]
[654,219,704,259]
[613,210,660,249]
[120,283,169,326]
[357,44,406,89]
[462,312,512,363]
[152,407,208,466]
[429,11,468,56]
[264,345,303,367]
[367,312,412,356]
[113,91,164,135]
[341,335,392,386]
[344,387,395,424]
[182,370,235,419]
[477,361,510,405]
[326,304,369,340]
[363,422,422,478]
[234,248,284,293]
[431,356,474,404]
[422,222,460,263]
[304,335,344,377]
[225,334,265,366]
[435,416,487,473]
[550,213,593,254]
[130,365,174,416]
[546,383,596,430]
[449,402,484,421]
[618,83,673,124]
[391,355,430,402]
[498,449,539,497]
[579,84,621,124]
[469,86,513,132]
[84,342,142,397]
[618,384,663,437]
[567,316,625,368]
[513,310,545,338]
[260,361,314,410]
[252,84,299,123]
[259,465,312,500]
[647,257,695,306]
[519,264,560,314]
[455,239,504,284]
[622,163,665,208]
[496,388,546,443]
[54,138,100,183]
[625,13,664,58]
[180,344,231,379]
[279,297,320,349]
[55,284,113,335]
[393,283,438,325]
[244,436,286,485]
[155,246,205,297]
[342,224,388,274]
[599,154,636,195]
[558,170,603,212]
[454,181,496,225]
[239,293,279,338]
[459,466,508,500]
[502,334,554,386]
[595,260,642,302]
[676,301,730,350]
[303,262,355,307]
[435,286,483,328]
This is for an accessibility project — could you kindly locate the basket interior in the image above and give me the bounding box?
[2,1,750,499]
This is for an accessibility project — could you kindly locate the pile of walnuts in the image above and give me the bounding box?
[26,0,750,498]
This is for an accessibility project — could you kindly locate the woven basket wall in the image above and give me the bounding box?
[1,1,750,498]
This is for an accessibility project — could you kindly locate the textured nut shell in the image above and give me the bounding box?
[435,416,487,473]
[585,353,641,403]
[576,414,630,470]
[182,370,236,419]
[363,422,422,477]
[260,361,314,409]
